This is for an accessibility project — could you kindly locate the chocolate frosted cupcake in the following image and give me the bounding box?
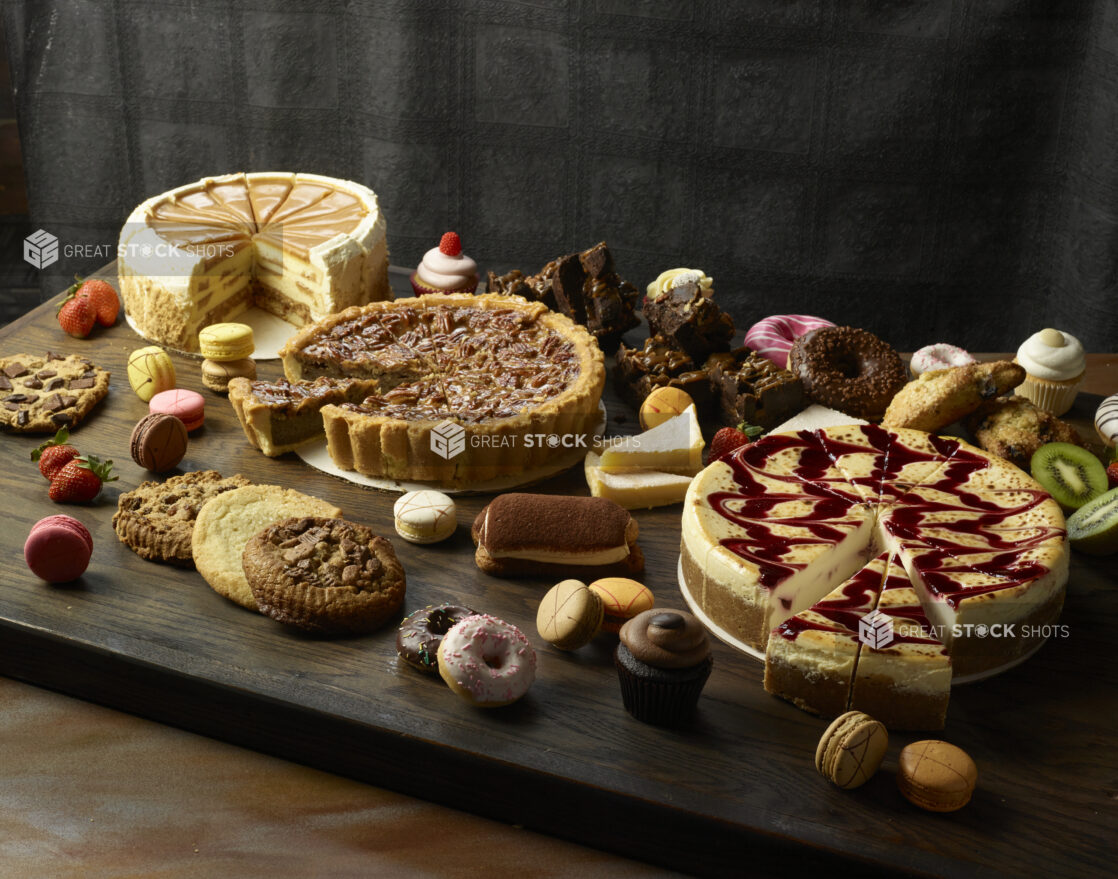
[614,608,713,727]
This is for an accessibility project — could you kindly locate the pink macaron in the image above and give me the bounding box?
[149,388,205,432]
[24,515,93,582]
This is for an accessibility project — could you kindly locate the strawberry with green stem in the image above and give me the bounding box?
[31,427,79,480]
[709,423,764,464]
[48,454,116,504]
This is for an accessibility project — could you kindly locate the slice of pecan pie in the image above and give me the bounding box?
[279,293,605,486]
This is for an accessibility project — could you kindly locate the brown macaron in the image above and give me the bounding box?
[897,740,977,812]
[129,413,188,473]
[815,711,888,790]
[201,357,256,394]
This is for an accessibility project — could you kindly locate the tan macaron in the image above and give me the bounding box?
[537,579,604,650]
[815,711,888,790]
[897,740,977,812]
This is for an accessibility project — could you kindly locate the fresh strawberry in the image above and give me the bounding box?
[439,231,462,256]
[48,454,116,504]
[71,277,120,327]
[57,295,96,338]
[31,427,79,480]
[1107,461,1118,490]
[709,423,764,464]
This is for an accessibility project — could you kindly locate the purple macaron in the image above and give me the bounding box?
[24,515,93,582]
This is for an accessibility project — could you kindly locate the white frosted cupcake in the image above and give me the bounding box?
[1014,328,1086,416]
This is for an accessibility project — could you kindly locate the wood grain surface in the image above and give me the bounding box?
[1,273,1115,878]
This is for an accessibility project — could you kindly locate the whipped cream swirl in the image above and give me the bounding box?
[1016,329,1085,381]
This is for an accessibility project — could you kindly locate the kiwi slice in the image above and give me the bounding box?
[1029,442,1108,511]
[1067,487,1118,555]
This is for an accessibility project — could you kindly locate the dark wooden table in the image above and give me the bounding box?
[1,273,1115,878]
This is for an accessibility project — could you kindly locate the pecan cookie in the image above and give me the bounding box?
[113,470,251,566]
[0,352,110,432]
[243,517,405,635]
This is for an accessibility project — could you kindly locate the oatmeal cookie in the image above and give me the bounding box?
[0,352,109,432]
[243,517,405,635]
[967,396,1086,469]
[113,470,251,566]
[191,484,342,610]
[882,360,1025,432]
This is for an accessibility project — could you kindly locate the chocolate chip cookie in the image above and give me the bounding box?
[0,352,110,432]
[243,517,406,635]
[112,470,251,566]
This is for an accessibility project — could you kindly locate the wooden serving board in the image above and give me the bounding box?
[1,275,1114,877]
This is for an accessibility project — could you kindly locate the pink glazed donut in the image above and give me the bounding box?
[437,614,537,707]
[744,314,835,369]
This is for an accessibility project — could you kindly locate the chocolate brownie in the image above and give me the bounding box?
[643,272,734,363]
[243,516,406,635]
[707,347,805,429]
[0,352,109,432]
[614,334,715,415]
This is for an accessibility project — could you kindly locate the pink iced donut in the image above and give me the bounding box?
[909,343,976,377]
[24,515,93,582]
[744,314,835,369]
[436,613,537,707]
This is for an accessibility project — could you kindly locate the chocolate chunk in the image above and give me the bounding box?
[3,393,31,403]
[59,395,78,409]
[23,378,42,389]
[4,402,20,411]
[3,362,27,378]
[46,378,66,391]
[36,370,56,379]
[68,377,94,389]
[51,412,72,426]
[46,351,63,361]
[16,409,29,425]
[0,377,10,391]
[42,393,63,412]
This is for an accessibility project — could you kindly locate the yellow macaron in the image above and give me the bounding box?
[198,323,255,361]
[127,345,176,402]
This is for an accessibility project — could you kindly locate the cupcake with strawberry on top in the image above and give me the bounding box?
[410,231,479,297]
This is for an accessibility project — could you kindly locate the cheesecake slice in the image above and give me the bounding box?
[596,405,704,473]
[764,553,889,717]
[849,554,951,730]
[584,444,694,510]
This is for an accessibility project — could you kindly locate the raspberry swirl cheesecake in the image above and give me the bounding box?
[279,293,605,486]
[682,424,1068,680]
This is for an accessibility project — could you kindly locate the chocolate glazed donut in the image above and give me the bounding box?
[788,326,907,421]
[396,604,477,674]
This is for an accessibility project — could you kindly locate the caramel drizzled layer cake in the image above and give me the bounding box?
[119,172,390,351]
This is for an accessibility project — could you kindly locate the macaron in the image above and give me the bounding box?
[815,711,888,790]
[149,388,205,432]
[127,345,176,402]
[588,577,655,633]
[393,490,457,544]
[537,579,604,650]
[640,386,695,430]
[198,322,255,361]
[201,357,256,394]
[130,413,188,472]
[24,515,93,582]
[897,740,978,812]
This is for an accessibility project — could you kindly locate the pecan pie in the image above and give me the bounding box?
[279,293,605,486]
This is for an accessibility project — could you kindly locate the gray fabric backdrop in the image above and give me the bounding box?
[4,0,1118,351]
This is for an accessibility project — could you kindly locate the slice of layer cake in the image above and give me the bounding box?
[849,554,951,730]
[765,552,889,717]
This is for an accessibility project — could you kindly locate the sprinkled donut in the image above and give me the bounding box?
[1096,393,1118,447]
[396,603,477,674]
[437,613,537,707]
[788,326,907,421]
[910,343,976,377]
[744,314,835,369]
